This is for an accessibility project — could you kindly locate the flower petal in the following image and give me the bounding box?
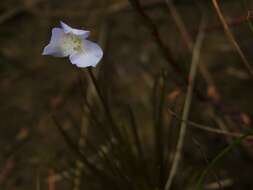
[69,40,103,67]
[60,21,90,38]
[42,27,67,57]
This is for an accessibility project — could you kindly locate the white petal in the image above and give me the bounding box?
[42,27,67,57]
[60,21,90,38]
[69,40,103,68]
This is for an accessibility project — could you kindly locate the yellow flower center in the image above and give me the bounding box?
[61,34,84,55]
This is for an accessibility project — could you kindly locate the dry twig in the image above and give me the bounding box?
[128,0,185,78]
[168,109,252,139]
[0,0,44,25]
[212,0,253,79]
[165,0,215,87]
[164,19,206,190]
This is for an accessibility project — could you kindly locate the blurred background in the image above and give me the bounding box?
[1,0,253,189]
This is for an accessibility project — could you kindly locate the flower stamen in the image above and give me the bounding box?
[61,34,84,55]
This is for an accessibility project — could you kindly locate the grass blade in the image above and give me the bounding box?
[196,132,253,190]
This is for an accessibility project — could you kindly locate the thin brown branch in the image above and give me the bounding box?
[0,0,44,25]
[128,0,185,79]
[212,0,253,79]
[128,0,252,129]
[191,14,253,34]
[164,19,206,190]
[48,169,56,190]
[168,109,252,139]
[165,0,215,87]
[165,0,193,50]
[0,158,14,185]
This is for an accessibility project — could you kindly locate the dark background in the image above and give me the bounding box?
[0,0,253,189]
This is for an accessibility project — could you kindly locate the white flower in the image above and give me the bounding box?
[42,21,103,68]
